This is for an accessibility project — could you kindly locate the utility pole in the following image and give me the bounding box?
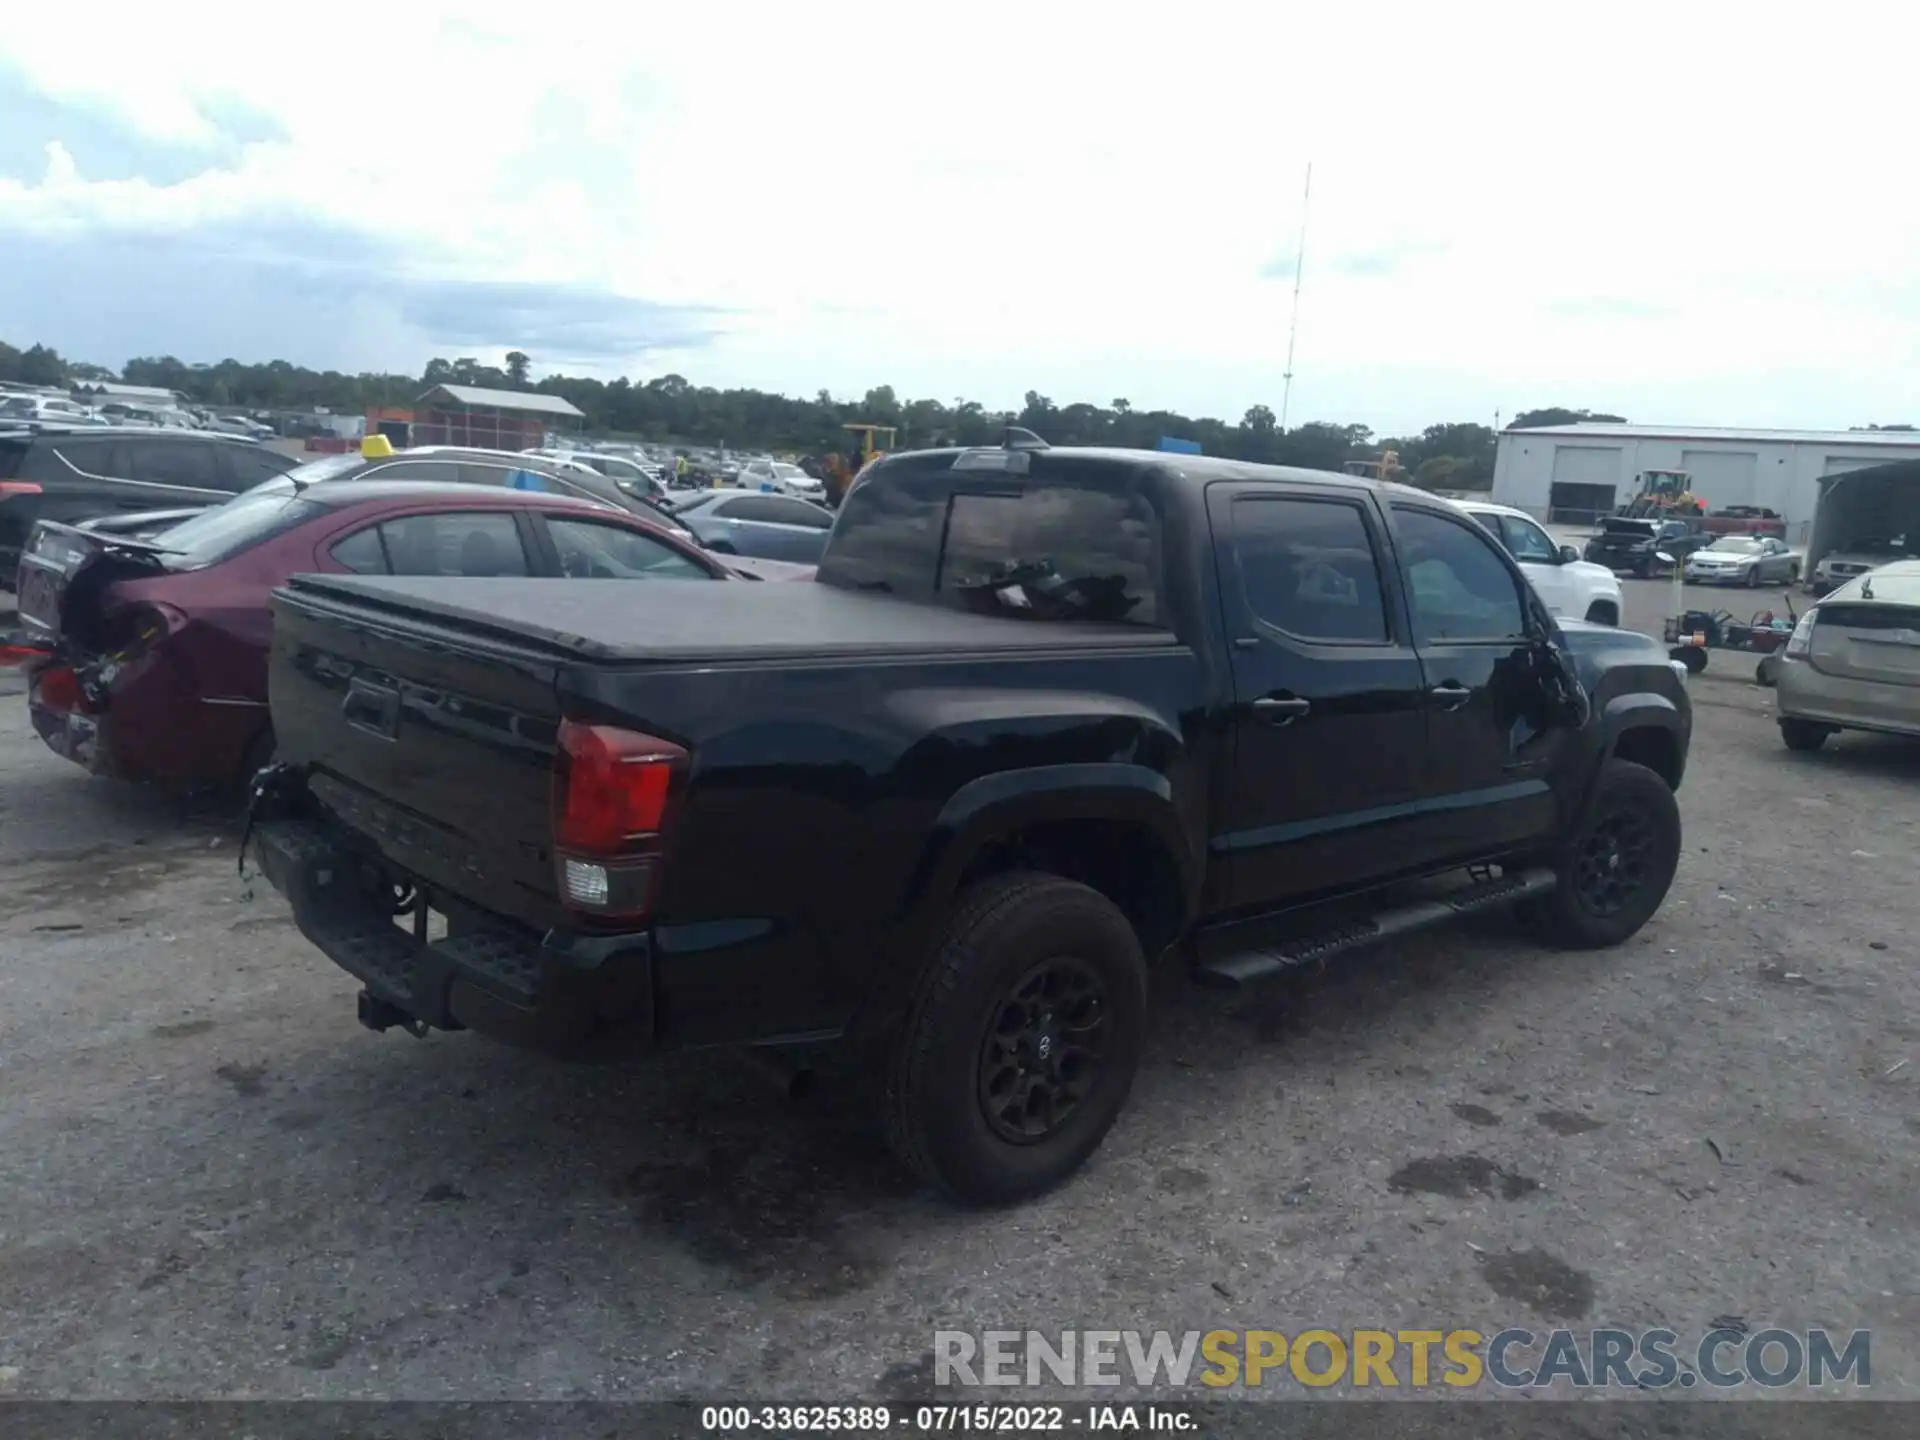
[1279,162,1312,432]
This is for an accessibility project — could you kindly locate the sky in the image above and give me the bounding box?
[1,2,1914,436]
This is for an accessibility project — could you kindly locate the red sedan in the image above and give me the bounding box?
[12,479,793,786]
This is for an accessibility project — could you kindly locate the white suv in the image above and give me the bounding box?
[1455,500,1624,627]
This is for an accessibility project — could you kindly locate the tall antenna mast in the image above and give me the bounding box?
[1279,161,1312,431]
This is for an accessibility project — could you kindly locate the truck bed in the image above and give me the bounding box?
[277,573,1179,664]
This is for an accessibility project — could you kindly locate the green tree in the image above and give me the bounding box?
[1510,407,1626,429]
[0,332,1577,475]
[12,343,69,386]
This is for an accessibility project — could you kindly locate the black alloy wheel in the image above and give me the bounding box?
[1571,807,1656,918]
[977,957,1109,1144]
[1519,757,1682,949]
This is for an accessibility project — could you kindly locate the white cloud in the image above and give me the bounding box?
[1,0,1915,432]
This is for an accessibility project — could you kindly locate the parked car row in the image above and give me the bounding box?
[7,461,813,788]
[1,426,304,581]
[0,388,282,437]
[1577,513,1920,601]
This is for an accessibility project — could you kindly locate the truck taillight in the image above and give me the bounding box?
[552,721,688,920]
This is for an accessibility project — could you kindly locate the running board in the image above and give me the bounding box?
[1192,867,1559,989]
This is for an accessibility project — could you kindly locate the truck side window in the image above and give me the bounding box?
[1498,515,1558,564]
[1231,496,1388,643]
[1391,506,1527,644]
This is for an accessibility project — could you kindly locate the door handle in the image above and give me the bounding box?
[1253,695,1311,725]
[1428,682,1473,712]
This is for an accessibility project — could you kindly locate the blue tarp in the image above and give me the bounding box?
[1157,436,1202,455]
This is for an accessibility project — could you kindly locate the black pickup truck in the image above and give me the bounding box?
[248,435,1691,1203]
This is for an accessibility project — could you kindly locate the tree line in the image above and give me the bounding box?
[1,336,1695,490]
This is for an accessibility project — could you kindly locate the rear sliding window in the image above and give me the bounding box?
[149,490,327,566]
[818,456,1165,627]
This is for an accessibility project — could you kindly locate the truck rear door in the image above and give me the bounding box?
[1205,481,1430,905]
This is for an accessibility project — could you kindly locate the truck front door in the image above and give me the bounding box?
[1207,483,1431,905]
[1386,501,1567,862]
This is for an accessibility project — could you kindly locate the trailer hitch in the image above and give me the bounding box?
[357,990,429,1039]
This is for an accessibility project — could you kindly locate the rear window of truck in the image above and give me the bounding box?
[819,455,1165,627]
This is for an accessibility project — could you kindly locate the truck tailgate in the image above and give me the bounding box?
[269,582,568,928]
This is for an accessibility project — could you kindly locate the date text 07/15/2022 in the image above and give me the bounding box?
[700,1404,1195,1432]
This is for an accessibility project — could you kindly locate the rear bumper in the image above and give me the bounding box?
[1775,660,1920,736]
[26,660,264,784]
[249,815,656,1058]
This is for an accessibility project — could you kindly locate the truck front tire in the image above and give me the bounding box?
[1521,758,1681,950]
[882,871,1147,1205]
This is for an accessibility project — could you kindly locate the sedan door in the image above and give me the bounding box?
[1763,539,1796,582]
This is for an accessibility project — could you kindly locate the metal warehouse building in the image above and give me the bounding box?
[1491,423,1920,544]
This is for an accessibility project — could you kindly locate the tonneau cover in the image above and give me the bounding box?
[276,574,1179,663]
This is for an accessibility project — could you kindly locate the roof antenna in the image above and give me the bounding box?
[1002,426,1050,450]
[1279,162,1312,432]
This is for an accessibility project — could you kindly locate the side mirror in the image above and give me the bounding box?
[1558,545,1581,564]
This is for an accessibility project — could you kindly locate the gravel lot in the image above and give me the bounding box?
[2,579,1916,1407]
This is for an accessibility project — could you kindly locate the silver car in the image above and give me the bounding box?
[1682,534,1800,587]
[1774,559,1920,751]
[669,489,835,563]
[1810,536,1913,595]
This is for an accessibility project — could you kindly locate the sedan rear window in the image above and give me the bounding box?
[149,490,327,566]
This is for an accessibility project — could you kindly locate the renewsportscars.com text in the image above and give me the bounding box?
[934,1327,1871,1391]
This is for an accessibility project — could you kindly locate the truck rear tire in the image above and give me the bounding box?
[881,871,1147,1205]
[1520,759,1681,950]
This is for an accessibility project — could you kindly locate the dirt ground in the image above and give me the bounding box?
[1,596,1916,1406]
